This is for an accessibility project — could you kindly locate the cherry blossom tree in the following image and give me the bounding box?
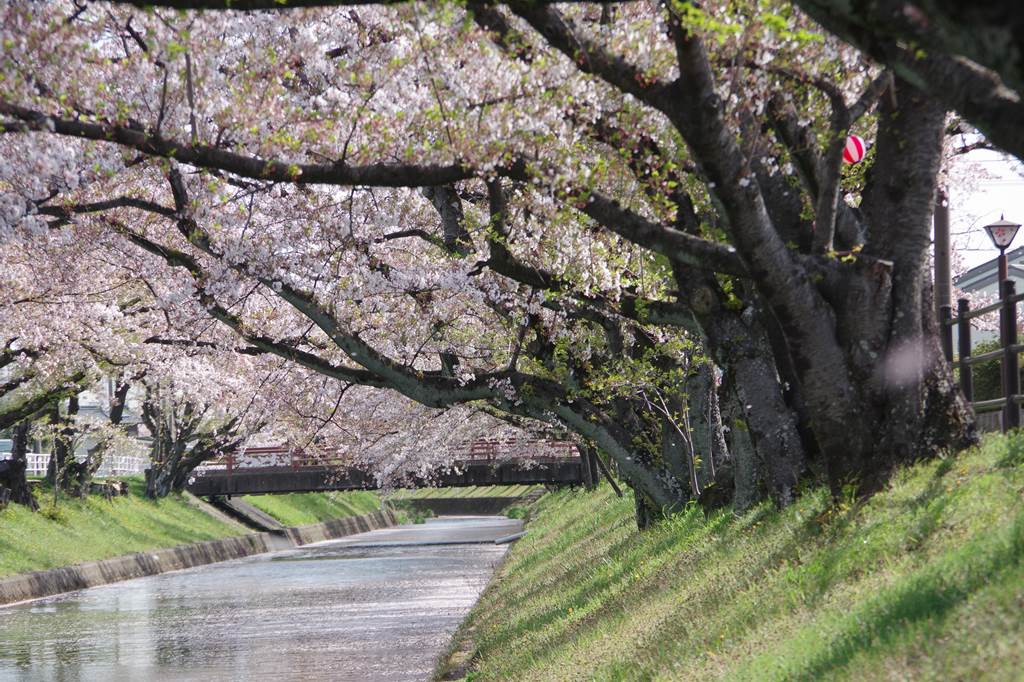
[789,0,1024,161]
[0,0,982,523]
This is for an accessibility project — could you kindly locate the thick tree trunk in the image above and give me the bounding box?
[2,421,37,510]
[659,399,694,500]
[145,460,181,498]
[633,486,659,530]
[686,362,730,499]
[793,79,977,495]
[146,438,239,499]
[145,441,195,498]
[719,386,762,513]
[703,309,806,505]
[65,455,102,499]
[145,432,188,498]
[45,396,80,496]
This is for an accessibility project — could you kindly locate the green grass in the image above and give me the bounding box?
[447,432,1024,681]
[0,479,244,577]
[240,491,380,527]
[386,485,540,500]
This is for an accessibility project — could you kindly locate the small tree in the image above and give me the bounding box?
[141,383,250,499]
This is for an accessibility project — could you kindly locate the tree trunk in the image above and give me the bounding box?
[633,486,659,530]
[2,421,37,510]
[792,79,976,495]
[659,402,693,501]
[45,396,80,497]
[719,386,762,513]
[145,429,187,498]
[146,435,240,499]
[688,358,729,491]
[70,379,132,498]
[145,460,180,498]
[703,309,806,505]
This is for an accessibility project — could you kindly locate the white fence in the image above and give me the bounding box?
[19,453,148,478]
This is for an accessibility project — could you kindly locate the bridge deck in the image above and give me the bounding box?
[187,457,585,497]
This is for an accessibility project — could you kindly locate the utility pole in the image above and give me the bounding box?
[934,187,952,315]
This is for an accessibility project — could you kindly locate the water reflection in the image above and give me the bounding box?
[0,517,518,681]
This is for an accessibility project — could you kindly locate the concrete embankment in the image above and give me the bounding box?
[0,509,395,606]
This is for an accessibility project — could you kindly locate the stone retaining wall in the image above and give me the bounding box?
[0,509,395,607]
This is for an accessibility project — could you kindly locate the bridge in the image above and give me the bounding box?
[186,439,600,497]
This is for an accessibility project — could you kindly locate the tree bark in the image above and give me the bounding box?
[145,440,239,498]
[45,396,80,496]
[802,78,976,494]
[2,421,38,510]
[633,486,658,530]
[659,396,693,501]
[69,379,133,498]
[687,362,729,495]
[700,306,806,506]
[719,385,762,514]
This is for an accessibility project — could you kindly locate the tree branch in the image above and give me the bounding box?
[793,0,1024,161]
[0,102,481,188]
[37,197,176,224]
[507,2,672,107]
[581,191,747,277]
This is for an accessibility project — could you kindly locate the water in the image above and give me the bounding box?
[0,516,521,681]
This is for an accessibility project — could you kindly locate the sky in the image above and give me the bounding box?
[947,149,1024,274]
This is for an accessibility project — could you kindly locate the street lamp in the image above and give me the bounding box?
[984,215,1021,282]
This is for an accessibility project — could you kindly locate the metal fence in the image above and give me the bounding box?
[19,453,148,478]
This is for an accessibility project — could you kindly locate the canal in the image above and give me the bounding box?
[0,516,521,681]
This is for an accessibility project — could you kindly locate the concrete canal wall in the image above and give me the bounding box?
[0,510,395,606]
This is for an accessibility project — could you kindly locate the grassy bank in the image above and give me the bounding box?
[386,485,540,500]
[446,433,1024,681]
[0,480,244,577]
[240,491,379,526]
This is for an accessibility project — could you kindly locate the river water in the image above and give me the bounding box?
[0,515,521,681]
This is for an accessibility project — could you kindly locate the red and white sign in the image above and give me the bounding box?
[843,134,866,164]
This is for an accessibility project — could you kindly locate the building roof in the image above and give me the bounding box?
[955,245,1024,291]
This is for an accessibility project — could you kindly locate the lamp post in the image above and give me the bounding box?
[984,215,1021,282]
[983,215,1023,431]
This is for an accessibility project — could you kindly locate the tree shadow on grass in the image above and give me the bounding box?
[585,484,960,678]
[783,513,1024,681]
[473,514,636,652]
[478,504,813,676]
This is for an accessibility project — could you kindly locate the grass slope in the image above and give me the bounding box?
[240,491,379,526]
[387,485,540,500]
[450,434,1024,681]
[0,480,244,577]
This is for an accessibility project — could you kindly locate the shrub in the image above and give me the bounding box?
[967,339,1024,400]
[505,506,530,520]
